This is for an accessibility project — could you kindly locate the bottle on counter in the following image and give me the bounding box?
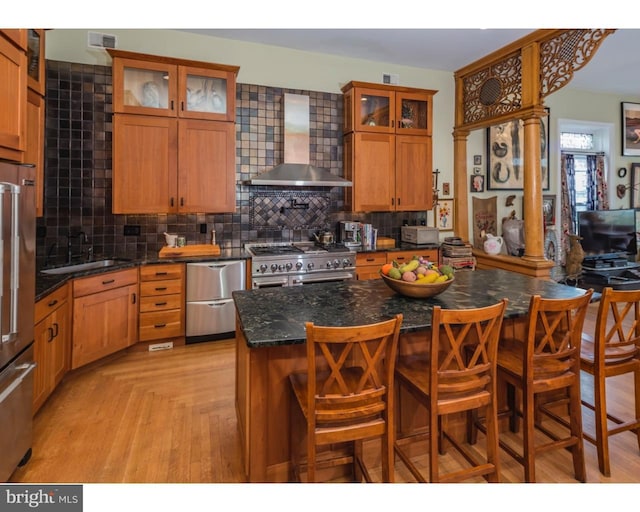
[210,229,216,245]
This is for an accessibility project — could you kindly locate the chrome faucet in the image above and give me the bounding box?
[66,231,89,264]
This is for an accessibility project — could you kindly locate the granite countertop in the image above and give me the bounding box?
[232,268,590,348]
[35,247,250,301]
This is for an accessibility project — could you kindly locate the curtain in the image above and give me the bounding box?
[586,153,609,210]
[560,153,575,264]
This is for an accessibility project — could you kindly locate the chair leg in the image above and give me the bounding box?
[307,427,316,483]
[429,411,440,482]
[593,369,611,477]
[382,424,395,483]
[507,383,519,433]
[485,400,501,483]
[354,439,364,482]
[522,389,537,483]
[634,369,640,453]
[568,380,586,482]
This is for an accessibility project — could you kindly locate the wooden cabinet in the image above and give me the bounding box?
[26,89,45,216]
[139,263,185,342]
[388,249,439,266]
[33,284,70,414]
[342,81,436,213]
[355,252,386,280]
[0,32,27,162]
[109,50,238,214]
[71,268,139,369]
[356,249,440,281]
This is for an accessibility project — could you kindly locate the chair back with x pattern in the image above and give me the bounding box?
[430,302,507,416]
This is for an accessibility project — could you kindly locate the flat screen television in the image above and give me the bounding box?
[577,209,637,262]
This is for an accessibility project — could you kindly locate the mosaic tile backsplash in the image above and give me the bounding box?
[37,60,429,268]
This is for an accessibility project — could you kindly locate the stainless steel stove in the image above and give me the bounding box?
[245,242,356,288]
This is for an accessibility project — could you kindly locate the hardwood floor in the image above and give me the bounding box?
[10,302,640,484]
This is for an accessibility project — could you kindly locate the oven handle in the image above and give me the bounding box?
[0,363,36,404]
[252,276,289,288]
[291,272,354,286]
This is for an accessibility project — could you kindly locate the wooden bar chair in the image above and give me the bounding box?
[289,314,403,483]
[580,287,640,477]
[494,290,593,483]
[394,299,508,483]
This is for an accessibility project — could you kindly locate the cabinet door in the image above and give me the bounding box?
[349,132,395,212]
[33,314,53,413]
[113,114,178,213]
[26,29,45,95]
[178,119,236,212]
[395,135,433,211]
[112,57,177,116]
[0,34,26,161]
[26,89,44,217]
[50,303,70,387]
[178,66,236,122]
[395,91,432,136]
[72,283,138,369]
[351,87,395,133]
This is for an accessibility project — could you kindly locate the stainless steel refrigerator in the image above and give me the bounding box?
[0,161,36,481]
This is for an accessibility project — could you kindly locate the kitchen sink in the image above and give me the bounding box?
[40,259,127,275]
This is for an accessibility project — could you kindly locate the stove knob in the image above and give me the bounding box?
[326,261,332,269]
[285,262,293,271]
[270,264,278,273]
[259,264,268,273]
[307,262,315,270]
[295,261,303,270]
[333,259,341,269]
[278,264,284,272]
[342,258,352,268]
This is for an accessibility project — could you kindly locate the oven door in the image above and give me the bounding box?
[252,275,290,289]
[290,271,354,286]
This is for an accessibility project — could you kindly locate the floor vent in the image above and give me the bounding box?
[88,32,117,50]
[149,341,173,352]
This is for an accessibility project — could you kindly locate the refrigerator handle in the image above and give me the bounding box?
[0,182,21,343]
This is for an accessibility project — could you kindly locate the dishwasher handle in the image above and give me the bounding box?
[0,363,36,404]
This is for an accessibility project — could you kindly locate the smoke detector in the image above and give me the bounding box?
[87,32,117,50]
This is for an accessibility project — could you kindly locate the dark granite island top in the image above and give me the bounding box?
[232,268,589,348]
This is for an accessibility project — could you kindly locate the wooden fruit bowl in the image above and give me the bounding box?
[379,272,454,298]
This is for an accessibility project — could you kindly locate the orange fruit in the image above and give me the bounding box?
[381,263,393,276]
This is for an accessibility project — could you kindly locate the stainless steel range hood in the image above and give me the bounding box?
[246,93,352,187]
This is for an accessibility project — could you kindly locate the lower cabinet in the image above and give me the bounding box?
[138,263,185,342]
[33,284,70,414]
[71,268,139,369]
[356,249,441,281]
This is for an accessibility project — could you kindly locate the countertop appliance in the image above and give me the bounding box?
[401,226,440,245]
[0,161,36,481]
[338,221,361,248]
[246,242,355,288]
[185,260,245,344]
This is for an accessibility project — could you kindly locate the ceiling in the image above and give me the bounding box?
[182,28,640,98]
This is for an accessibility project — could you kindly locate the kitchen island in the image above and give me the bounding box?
[232,269,590,482]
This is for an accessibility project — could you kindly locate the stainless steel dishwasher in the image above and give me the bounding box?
[185,260,246,344]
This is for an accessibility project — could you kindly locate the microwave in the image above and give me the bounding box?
[401,226,439,245]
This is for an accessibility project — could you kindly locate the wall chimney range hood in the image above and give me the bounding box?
[246,93,352,187]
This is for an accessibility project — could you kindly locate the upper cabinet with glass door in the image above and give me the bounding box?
[109,49,239,121]
[342,81,436,136]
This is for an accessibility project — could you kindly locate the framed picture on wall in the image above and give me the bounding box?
[621,102,640,156]
[486,108,550,190]
[470,174,484,193]
[542,195,556,225]
[435,198,454,231]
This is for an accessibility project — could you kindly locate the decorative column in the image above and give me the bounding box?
[453,128,470,241]
[521,114,545,261]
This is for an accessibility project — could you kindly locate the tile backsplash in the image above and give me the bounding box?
[37,60,429,268]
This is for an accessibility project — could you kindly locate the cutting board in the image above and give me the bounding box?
[376,237,396,248]
[159,244,221,258]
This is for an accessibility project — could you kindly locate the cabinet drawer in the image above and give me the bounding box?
[388,249,439,265]
[140,279,183,296]
[356,267,382,281]
[139,294,182,313]
[35,284,69,324]
[139,310,183,341]
[356,252,386,267]
[73,268,138,298]
[140,263,185,281]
